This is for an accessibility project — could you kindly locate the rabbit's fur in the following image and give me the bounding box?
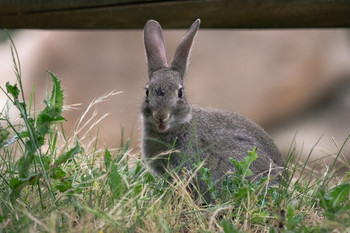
[142,19,284,203]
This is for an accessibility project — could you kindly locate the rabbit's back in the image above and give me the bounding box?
[190,105,284,176]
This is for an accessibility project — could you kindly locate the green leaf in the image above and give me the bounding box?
[36,71,65,136]
[51,167,66,179]
[243,147,258,177]
[17,151,34,178]
[133,184,143,196]
[105,148,112,169]
[286,204,296,229]
[329,183,350,209]
[54,141,81,166]
[0,127,10,147]
[318,183,350,219]
[9,175,39,203]
[6,82,20,99]
[54,179,72,192]
[9,177,24,189]
[9,178,25,203]
[109,164,124,198]
[230,147,258,179]
[36,114,65,136]
[47,71,64,113]
[0,214,7,224]
[18,130,29,138]
[144,171,155,184]
[34,155,51,170]
[251,210,268,224]
[269,226,276,233]
[221,220,238,233]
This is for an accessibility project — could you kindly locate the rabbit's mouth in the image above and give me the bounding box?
[157,123,167,132]
[152,111,171,132]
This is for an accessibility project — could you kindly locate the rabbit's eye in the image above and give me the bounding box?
[145,88,149,98]
[178,88,183,98]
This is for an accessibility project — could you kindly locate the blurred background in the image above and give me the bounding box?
[1,29,350,169]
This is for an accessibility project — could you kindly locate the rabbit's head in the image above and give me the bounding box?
[142,19,200,132]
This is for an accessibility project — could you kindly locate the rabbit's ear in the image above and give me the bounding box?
[144,20,168,76]
[171,19,200,78]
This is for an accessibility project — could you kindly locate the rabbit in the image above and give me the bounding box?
[141,19,285,203]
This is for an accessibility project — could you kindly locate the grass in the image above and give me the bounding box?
[1,34,350,233]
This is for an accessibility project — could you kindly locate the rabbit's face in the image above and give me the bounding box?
[142,69,192,133]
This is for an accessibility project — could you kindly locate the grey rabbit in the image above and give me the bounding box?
[141,19,284,203]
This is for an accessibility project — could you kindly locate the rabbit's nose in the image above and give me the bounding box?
[153,111,170,123]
